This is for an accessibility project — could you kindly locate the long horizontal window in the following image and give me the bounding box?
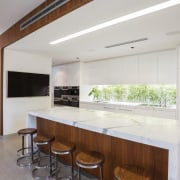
[88,85,176,107]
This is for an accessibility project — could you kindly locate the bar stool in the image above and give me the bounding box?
[51,140,76,179]
[76,151,104,180]
[17,128,37,167]
[114,165,151,180]
[32,134,55,179]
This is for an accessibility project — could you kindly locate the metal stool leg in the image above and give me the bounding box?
[55,154,58,179]
[49,142,52,175]
[78,166,81,180]
[31,134,34,162]
[37,144,41,166]
[71,152,74,179]
[100,166,103,180]
[22,135,24,155]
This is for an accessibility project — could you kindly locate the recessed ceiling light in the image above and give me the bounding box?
[49,0,180,45]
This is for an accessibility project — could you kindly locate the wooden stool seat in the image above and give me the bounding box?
[34,134,55,144]
[76,151,104,180]
[52,141,75,154]
[32,134,55,179]
[114,165,151,180]
[17,128,37,135]
[51,141,76,179]
[76,151,104,168]
[17,128,37,167]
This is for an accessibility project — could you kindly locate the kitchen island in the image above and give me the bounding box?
[27,106,180,180]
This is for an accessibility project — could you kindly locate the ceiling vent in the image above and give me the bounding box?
[105,38,148,48]
[166,31,180,36]
[20,0,70,31]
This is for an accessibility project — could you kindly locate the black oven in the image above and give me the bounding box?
[54,86,79,107]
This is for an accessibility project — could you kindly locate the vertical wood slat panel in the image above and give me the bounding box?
[111,137,168,180]
[0,49,3,135]
[37,117,168,180]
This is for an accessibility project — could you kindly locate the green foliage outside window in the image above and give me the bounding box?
[88,86,102,101]
[88,85,176,107]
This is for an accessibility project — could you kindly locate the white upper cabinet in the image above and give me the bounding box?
[82,49,177,85]
[81,56,138,85]
[120,56,138,84]
[138,50,177,84]
[138,53,158,84]
[157,50,177,84]
[53,50,177,86]
[52,62,80,86]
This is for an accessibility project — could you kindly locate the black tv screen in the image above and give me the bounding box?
[7,71,49,97]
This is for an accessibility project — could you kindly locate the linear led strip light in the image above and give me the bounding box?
[49,0,180,45]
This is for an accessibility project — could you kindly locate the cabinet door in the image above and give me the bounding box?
[157,50,177,84]
[138,53,158,84]
[52,63,80,86]
[120,56,138,84]
[81,56,138,84]
[66,63,80,86]
[52,66,67,86]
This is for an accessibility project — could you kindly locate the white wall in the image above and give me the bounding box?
[177,46,180,120]
[81,49,177,85]
[3,49,52,135]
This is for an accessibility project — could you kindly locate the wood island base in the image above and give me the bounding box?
[37,117,168,180]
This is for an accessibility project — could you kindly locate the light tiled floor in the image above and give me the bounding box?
[0,134,96,180]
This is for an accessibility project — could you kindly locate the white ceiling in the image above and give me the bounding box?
[0,0,46,34]
[6,0,180,65]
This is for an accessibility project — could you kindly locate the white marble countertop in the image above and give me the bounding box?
[28,106,180,147]
[80,100,176,111]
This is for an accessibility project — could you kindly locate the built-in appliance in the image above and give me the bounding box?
[54,86,79,107]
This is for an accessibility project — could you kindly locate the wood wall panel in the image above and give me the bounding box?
[36,117,168,180]
[0,0,93,135]
[111,137,168,180]
[0,49,3,135]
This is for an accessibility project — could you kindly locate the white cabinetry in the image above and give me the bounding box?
[157,50,177,84]
[81,49,176,85]
[120,56,138,84]
[138,53,157,83]
[82,56,138,85]
[52,62,80,86]
[138,50,177,84]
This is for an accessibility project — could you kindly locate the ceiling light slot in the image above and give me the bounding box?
[20,0,70,31]
[105,38,148,48]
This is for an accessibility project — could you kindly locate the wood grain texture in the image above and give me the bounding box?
[0,49,3,135]
[114,165,151,180]
[0,0,93,135]
[36,117,168,180]
[111,137,168,180]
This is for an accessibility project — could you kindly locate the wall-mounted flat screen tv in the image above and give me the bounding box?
[7,71,49,97]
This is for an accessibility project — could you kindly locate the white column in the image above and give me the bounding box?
[177,46,180,120]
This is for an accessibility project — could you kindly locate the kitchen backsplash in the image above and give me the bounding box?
[54,86,79,107]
